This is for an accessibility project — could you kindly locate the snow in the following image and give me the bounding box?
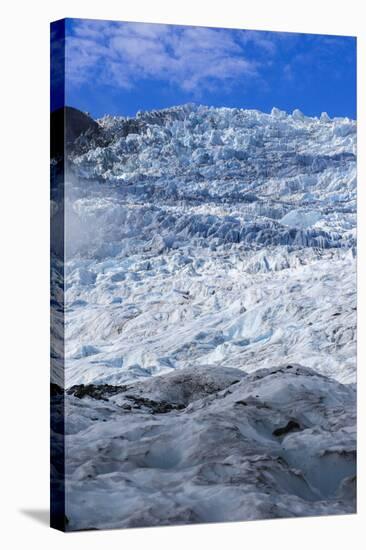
[51,103,356,530]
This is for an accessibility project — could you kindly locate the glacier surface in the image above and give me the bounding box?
[51,103,356,529]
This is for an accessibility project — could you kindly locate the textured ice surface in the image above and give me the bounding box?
[58,104,356,387]
[51,104,356,528]
[64,365,356,530]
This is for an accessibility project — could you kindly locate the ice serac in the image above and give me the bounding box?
[50,103,356,529]
[58,104,356,387]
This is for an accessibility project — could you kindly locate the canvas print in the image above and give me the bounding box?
[50,18,357,531]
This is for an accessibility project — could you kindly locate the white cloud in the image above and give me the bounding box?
[66,20,271,93]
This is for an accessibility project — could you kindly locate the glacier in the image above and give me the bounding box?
[51,103,356,529]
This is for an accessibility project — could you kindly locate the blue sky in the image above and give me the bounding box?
[55,18,356,119]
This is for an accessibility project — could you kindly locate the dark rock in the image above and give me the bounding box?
[273,420,301,437]
[67,383,126,400]
[51,106,100,158]
[124,395,186,414]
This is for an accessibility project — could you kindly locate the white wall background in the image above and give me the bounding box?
[0,0,364,548]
